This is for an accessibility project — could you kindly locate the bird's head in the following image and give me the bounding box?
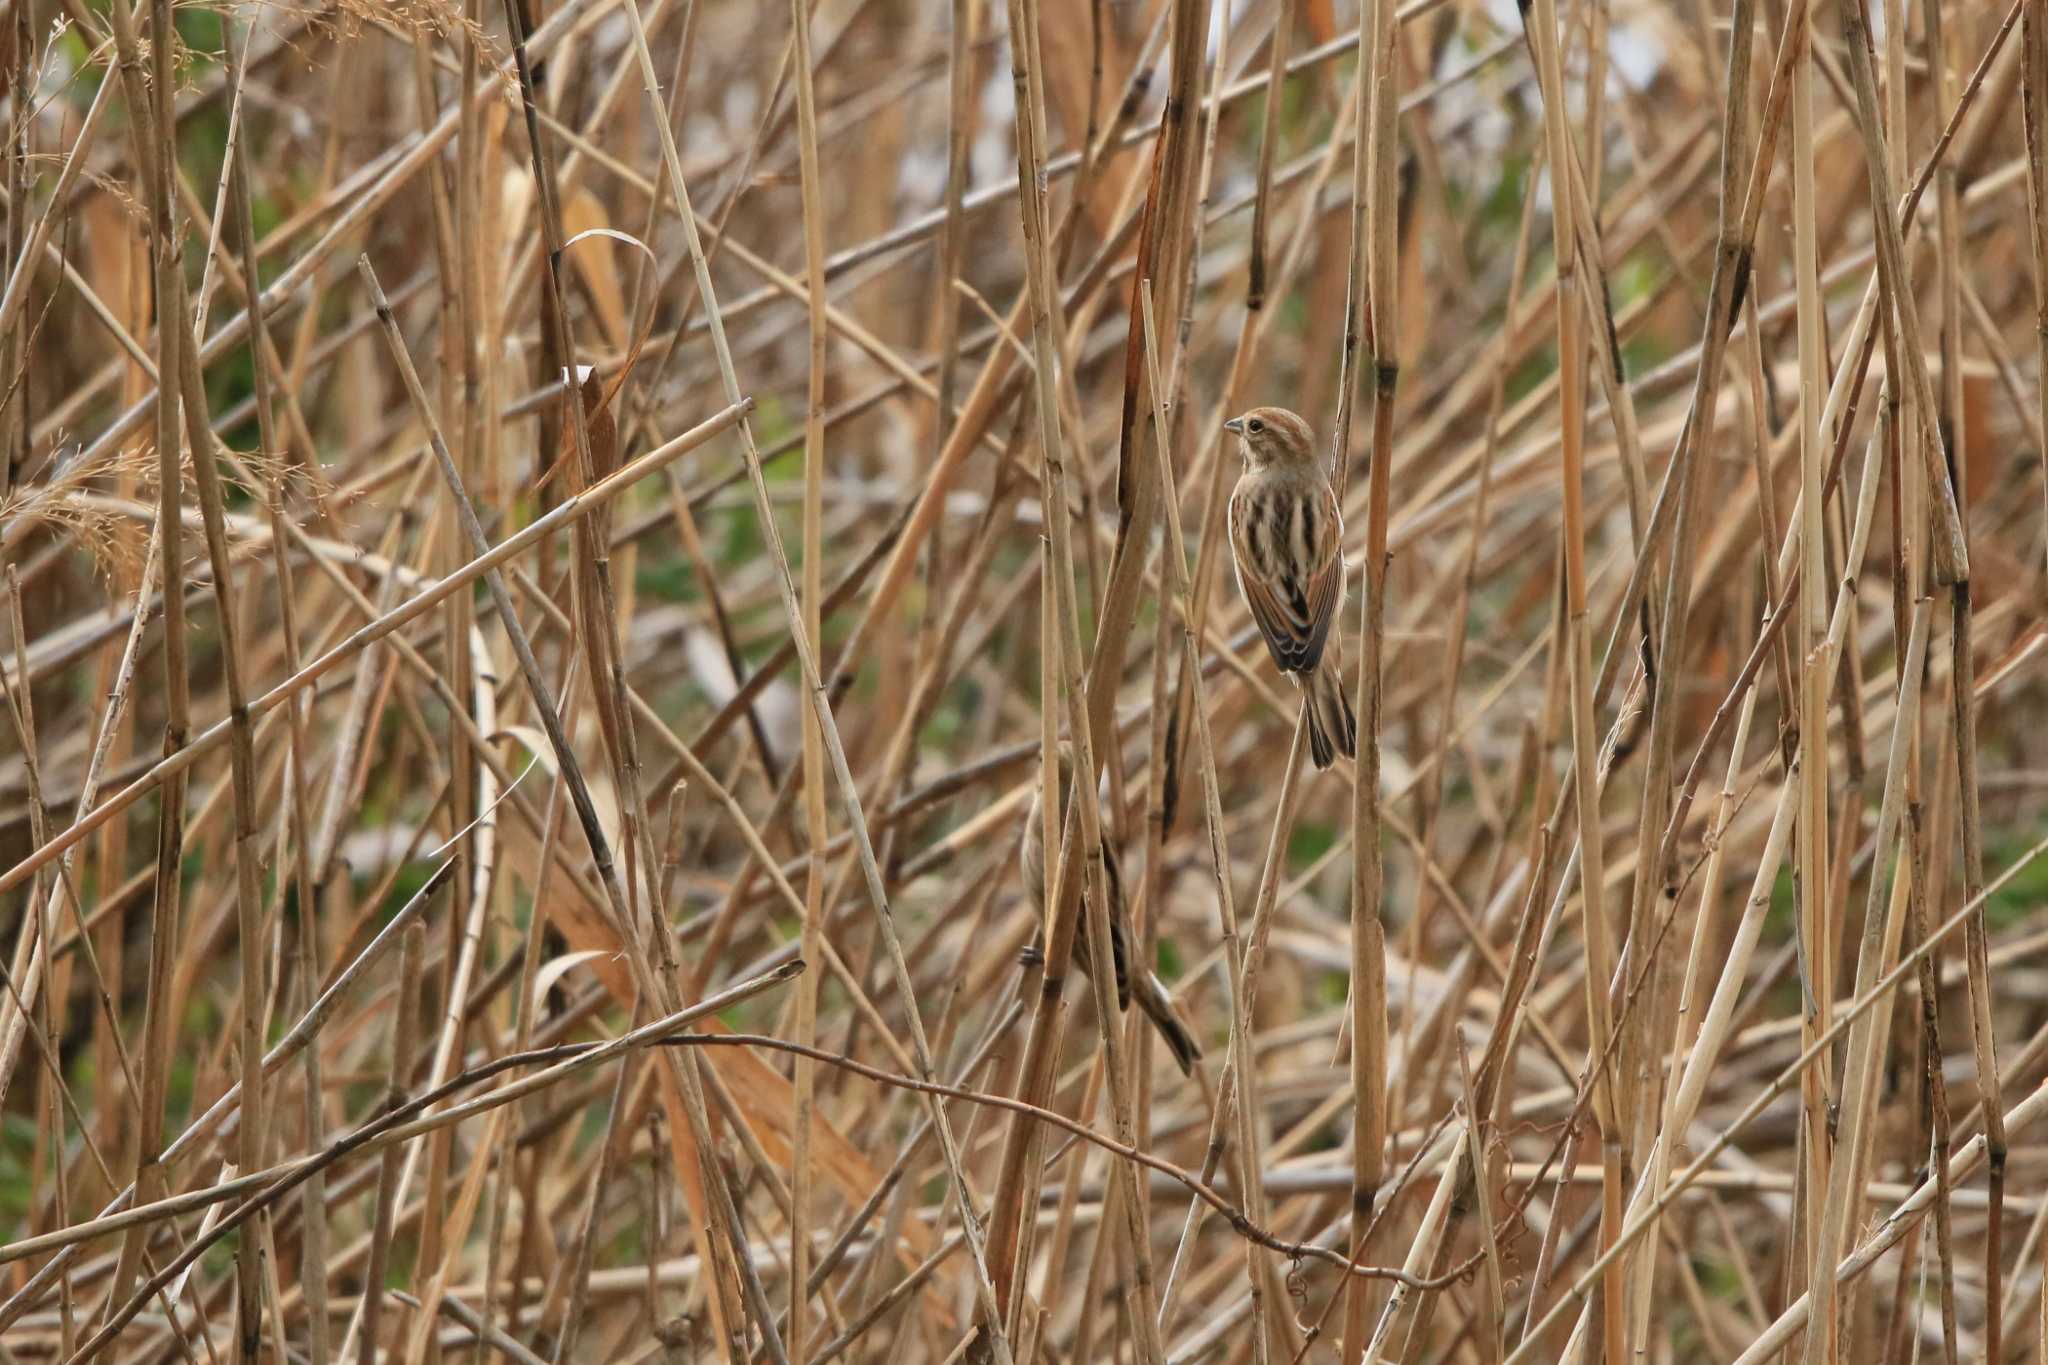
[1224,406,1319,471]
[1040,739,1108,804]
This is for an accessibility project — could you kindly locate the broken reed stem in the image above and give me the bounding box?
[1245,0,1295,313]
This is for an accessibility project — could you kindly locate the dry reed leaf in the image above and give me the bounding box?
[562,189,630,351]
[530,948,614,1008]
[538,246,654,501]
[533,366,617,498]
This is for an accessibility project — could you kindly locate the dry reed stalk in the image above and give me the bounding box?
[1518,0,1626,1357]
[409,27,478,1364]
[3,577,67,1357]
[979,2,1204,1345]
[226,9,329,1350]
[358,919,426,1365]
[364,246,776,1353]
[2029,0,2048,588]
[1789,0,1838,1352]
[94,0,194,1326]
[1139,281,1301,1363]
[1800,597,1930,1363]
[1134,283,1239,1330]
[787,0,833,1356]
[1000,5,1163,1359]
[1335,0,1399,1355]
[1611,3,1756,1343]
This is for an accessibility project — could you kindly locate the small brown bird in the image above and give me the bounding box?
[1019,746,1203,1076]
[1224,406,1357,769]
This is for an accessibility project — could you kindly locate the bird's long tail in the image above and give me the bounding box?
[1134,972,1203,1076]
[1303,662,1358,769]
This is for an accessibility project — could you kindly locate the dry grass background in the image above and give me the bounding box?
[2,0,2048,1360]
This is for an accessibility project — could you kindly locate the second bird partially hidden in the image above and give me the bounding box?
[1020,743,1203,1076]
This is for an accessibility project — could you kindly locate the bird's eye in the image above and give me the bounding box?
[1247,418,1264,433]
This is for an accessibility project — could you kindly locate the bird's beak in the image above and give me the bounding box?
[1223,417,1243,434]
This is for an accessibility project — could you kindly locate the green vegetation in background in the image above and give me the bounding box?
[0,1113,36,1234]
[374,858,441,927]
[1984,813,2048,930]
[1288,818,1335,867]
[1507,342,1558,405]
[918,677,978,749]
[636,554,700,604]
[1767,863,1796,937]
[718,500,766,572]
[200,1230,236,1279]
[207,344,262,459]
[1612,253,1673,375]
[1477,150,1533,233]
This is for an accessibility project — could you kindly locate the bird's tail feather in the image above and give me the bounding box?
[1135,973,1203,1076]
[1304,664,1358,769]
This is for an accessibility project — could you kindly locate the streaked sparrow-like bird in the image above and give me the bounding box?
[1019,745,1202,1075]
[1224,406,1357,770]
